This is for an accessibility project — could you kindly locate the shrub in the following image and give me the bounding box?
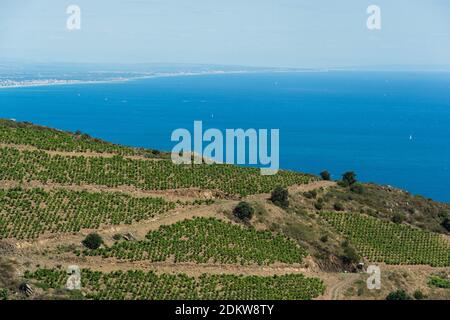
[270,186,289,208]
[386,290,412,300]
[341,240,360,264]
[342,172,357,186]
[233,202,254,221]
[333,202,344,211]
[337,181,347,187]
[350,183,365,194]
[314,202,323,210]
[441,217,450,232]
[413,290,424,300]
[320,235,328,243]
[392,213,405,224]
[112,234,122,241]
[320,171,331,181]
[428,276,450,288]
[0,288,7,300]
[303,190,317,199]
[82,233,103,250]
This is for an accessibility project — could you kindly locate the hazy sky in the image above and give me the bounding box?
[1,0,450,68]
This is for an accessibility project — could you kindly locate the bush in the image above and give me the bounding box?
[0,288,7,300]
[342,171,357,186]
[333,202,344,211]
[341,240,360,264]
[320,235,328,243]
[386,290,412,300]
[441,217,450,232]
[428,275,450,288]
[392,213,405,224]
[350,183,365,194]
[270,186,289,208]
[320,171,331,181]
[314,202,323,210]
[112,234,122,241]
[82,233,103,250]
[413,290,424,300]
[233,202,254,221]
[303,190,317,199]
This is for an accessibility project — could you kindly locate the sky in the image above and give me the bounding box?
[0,0,450,68]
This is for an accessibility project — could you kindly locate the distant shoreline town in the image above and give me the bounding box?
[0,70,254,89]
[0,67,330,90]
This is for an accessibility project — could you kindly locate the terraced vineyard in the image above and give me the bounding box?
[25,268,325,300]
[0,187,175,239]
[5,120,450,300]
[0,119,156,157]
[322,211,450,267]
[0,147,313,196]
[83,217,307,265]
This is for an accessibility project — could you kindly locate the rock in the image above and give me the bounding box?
[19,283,33,296]
[123,232,136,241]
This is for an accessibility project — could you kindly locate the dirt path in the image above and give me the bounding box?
[18,254,312,277]
[327,273,360,300]
[0,179,232,201]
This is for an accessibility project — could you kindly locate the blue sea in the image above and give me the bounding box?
[1,72,449,202]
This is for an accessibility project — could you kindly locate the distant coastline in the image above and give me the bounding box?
[0,70,255,90]
[0,68,329,90]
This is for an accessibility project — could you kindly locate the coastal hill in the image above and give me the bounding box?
[0,119,449,300]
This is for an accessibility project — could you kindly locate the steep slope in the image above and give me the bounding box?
[0,119,449,300]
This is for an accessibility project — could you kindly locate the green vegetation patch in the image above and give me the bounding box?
[321,211,450,267]
[0,187,175,239]
[0,147,313,196]
[84,217,307,265]
[25,268,325,300]
[428,275,450,289]
[0,120,159,157]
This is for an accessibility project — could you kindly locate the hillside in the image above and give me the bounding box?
[0,119,449,300]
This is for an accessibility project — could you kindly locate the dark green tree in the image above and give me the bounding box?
[333,202,344,211]
[441,216,450,232]
[392,213,405,224]
[320,170,331,181]
[233,202,254,221]
[342,171,357,186]
[386,290,412,300]
[270,186,289,208]
[350,183,365,194]
[413,290,424,300]
[341,240,360,264]
[82,233,103,250]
